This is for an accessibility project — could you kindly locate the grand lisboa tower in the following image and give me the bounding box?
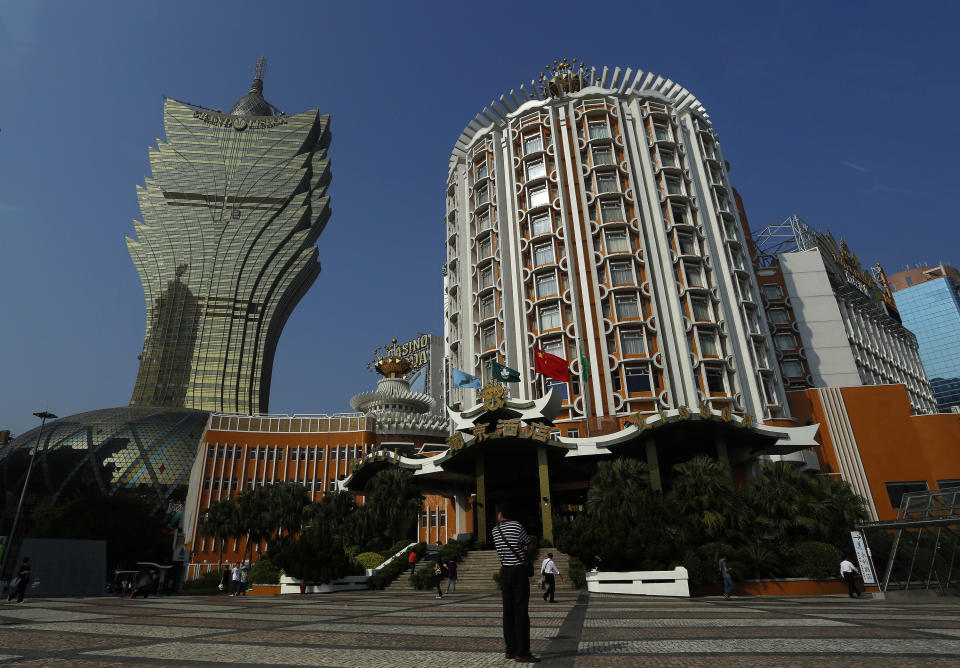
[0,59,331,512]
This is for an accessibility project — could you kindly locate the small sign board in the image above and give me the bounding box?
[850,530,876,585]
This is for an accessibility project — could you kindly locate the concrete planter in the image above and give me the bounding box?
[279,575,368,595]
[586,567,690,597]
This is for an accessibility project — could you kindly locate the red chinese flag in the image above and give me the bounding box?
[534,347,570,381]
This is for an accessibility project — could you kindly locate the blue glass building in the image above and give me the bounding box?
[892,268,960,412]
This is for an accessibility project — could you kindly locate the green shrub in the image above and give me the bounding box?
[355,552,385,570]
[492,566,502,588]
[368,548,416,589]
[248,558,281,585]
[344,545,361,560]
[439,538,469,563]
[676,550,706,591]
[182,569,222,593]
[410,564,437,590]
[791,541,841,580]
[567,556,586,589]
[413,542,427,557]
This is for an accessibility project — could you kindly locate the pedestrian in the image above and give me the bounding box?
[719,554,734,600]
[446,558,458,594]
[221,564,231,595]
[6,558,31,603]
[239,562,249,595]
[432,557,445,599]
[540,552,562,603]
[492,503,539,664]
[230,563,241,596]
[840,557,861,598]
[408,549,417,576]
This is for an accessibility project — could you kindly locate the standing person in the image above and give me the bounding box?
[220,564,231,595]
[432,557,445,599]
[230,563,242,596]
[719,554,734,600]
[840,557,861,598]
[6,558,31,603]
[446,558,458,594]
[540,553,562,603]
[239,562,249,596]
[408,549,417,576]
[492,503,539,664]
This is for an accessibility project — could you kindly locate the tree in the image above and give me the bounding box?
[354,469,422,550]
[234,488,275,566]
[668,456,744,545]
[200,498,237,570]
[744,461,821,546]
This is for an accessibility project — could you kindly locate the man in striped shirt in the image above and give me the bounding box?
[493,503,539,663]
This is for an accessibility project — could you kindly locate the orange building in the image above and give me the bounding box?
[788,384,960,521]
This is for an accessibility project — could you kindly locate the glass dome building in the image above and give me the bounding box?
[0,407,208,511]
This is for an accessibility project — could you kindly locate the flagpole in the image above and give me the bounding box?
[580,339,592,437]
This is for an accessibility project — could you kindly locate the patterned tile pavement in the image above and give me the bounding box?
[0,590,958,666]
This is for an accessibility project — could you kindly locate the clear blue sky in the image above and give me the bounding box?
[1,1,958,436]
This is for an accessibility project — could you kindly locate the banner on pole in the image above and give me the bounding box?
[850,530,876,585]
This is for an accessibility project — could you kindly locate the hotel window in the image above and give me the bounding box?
[762,376,778,403]
[710,166,723,184]
[478,236,493,260]
[207,445,216,458]
[782,360,804,377]
[746,307,761,334]
[699,332,719,357]
[677,233,696,255]
[702,138,717,160]
[885,481,928,509]
[534,242,554,266]
[691,296,710,320]
[937,480,960,490]
[291,448,299,461]
[542,338,564,357]
[480,294,496,319]
[684,261,704,287]
[664,175,682,195]
[653,122,669,141]
[524,134,543,155]
[762,284,783,300]
[610,261,633,285]
[531,212,551,236]
[659,147,677,168]
[730,249,745,270]
[768,308,789,325]
[249,447,257,460]
[477,210,491,232]
[615,294,641,319]
[203,477,210,490]
[754,341,768,368]
[476,184,489,206]
[317,448,324,460]
[774,333,796,350]
[246,478,254,490]
[438,510,446,527]
[588,120,610,139]
[671,204,688,225]
[539,305,562,330]
[625,365,652,393]
[526,159,546,180]
[475,160,488,181]
[592,146,615,166]
[529,186,549,208]
[620,329,645,355]
[536,273,558,298]
[600,201,623,222]
[479,266,494,289]
[596,172,618,193]
[716,192,729,211]
[605,230,629,253]
[705,366,725,393]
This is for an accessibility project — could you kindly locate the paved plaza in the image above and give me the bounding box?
[0,590,959,666]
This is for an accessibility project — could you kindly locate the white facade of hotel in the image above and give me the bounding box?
[778,251,937,413]
[443,67,791,428]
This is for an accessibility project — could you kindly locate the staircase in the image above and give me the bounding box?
[450,550,578,593]
[383,550,438,593]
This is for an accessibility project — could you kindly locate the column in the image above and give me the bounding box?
[476,455,487,545]
[645,438,662,492]
[537,445,554,544]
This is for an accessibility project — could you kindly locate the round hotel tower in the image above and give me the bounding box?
[444,63,789,431]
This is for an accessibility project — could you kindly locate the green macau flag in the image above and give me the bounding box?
[492,361,521,383]
[579,348,591,381]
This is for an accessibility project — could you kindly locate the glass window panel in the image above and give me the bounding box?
[610,261,633,285]
[539,305,561,330]
[678,234,696,255]
[526,160,546,180]
[482,325,497,349]
[479,266,494,289]
[653,123,669,141]
[524,134,543,154]
[691,297,710,320]
[530,187,549,208]
[762,285,783,300]
[531,213,551,236]
[596,173,618,193]
[480,295,496,319]
[625,365,652,393]
[588,121,610,139]
[475,161,488,180]
[542,338,563,357]
[671,204,688,225]
[476,185,489,206]
[659,148,677,167]
[775,333,796,350]
[606,231,629,252]
[768,308,789,324]
[615,295,640,319]
[600,201,623,222]
[534,242,554,266]
[477,210,491,231]
[592,146,615,166]
[478,237,493,260]
[699,332,719,356]
[782,360,804,376]
[705,366,725,392]
[684,262,704,287]
[536,273,557,298]
[665,175,682,195]
[620,330,645,355]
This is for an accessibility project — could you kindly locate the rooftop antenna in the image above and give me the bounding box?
[252,56,267,89]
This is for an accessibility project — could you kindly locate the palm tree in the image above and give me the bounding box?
[269,483,311,536]
[200,498,237,570]
[361,469,422,548]
[746,461,821,545]
[235,487,275,566]
[669,456,743,543]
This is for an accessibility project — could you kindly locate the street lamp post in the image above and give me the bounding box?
[1,411,57,582]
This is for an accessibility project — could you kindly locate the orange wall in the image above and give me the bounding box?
[788,385,960,520]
